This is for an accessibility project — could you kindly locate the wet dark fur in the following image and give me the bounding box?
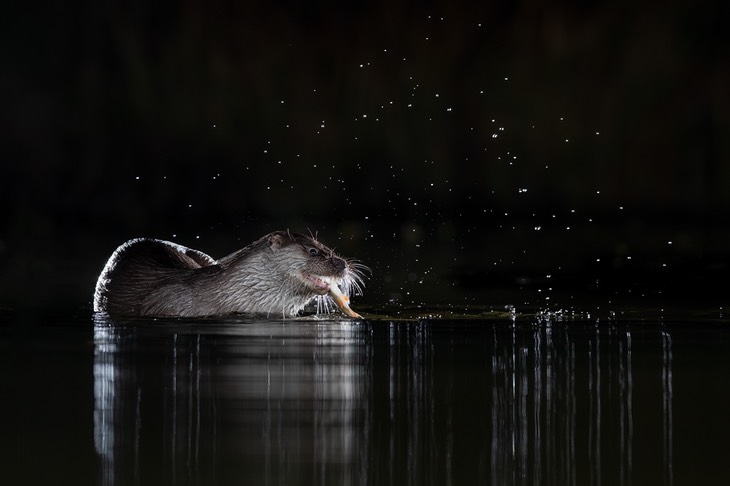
[93,231,365,317]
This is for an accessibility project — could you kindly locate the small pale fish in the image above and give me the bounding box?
[328,281,362,319]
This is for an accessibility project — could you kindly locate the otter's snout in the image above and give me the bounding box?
[329,257,346,274]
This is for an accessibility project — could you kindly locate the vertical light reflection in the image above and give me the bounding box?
[618,329,634,486]
[588,335,594,486]
[310,322,370,485]
[491,327,502,486]
[518,344,528,484]
[93,322,118,486]
[171,333,177,485]
[626,330,633,484]
[408,324,421,485]
[90,317,674,485]
[491,322,581,486]
[93,317,216,486]
[489,321,638,485]
[588,325,602,486]
[438,323,452,486]
[544,325,555,484]
[662,329,674,486]
[388,321,396,486]
[162,330,209,485]
[595,325,602,486]
[568,338,577,486]
[532,327,542,486]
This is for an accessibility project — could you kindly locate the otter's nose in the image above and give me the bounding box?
[330,257,346,273]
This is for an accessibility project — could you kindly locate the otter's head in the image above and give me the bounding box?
[264,231,367,314]
[252,231,367,313]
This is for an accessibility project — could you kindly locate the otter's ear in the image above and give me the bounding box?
[268,232,287,248]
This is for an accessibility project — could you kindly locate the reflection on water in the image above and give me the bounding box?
[93,316,677,485]
[662,330,673,486]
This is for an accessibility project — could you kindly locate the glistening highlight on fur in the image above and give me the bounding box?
[93,231,367,318]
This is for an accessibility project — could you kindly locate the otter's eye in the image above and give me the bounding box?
[308,247,319,256]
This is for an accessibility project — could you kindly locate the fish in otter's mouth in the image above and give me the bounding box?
[325,278,361,318]
[300,273,363,318]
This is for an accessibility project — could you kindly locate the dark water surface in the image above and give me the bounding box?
[1,311,729,486]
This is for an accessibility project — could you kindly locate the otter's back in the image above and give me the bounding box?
[94,238,216,315]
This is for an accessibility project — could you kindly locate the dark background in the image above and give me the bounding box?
[2,0,729,315]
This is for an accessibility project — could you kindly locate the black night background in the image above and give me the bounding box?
[2,0,729,314]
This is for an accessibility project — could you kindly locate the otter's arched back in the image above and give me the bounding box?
[93,238,217,315]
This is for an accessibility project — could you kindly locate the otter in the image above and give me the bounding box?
[93,231,366,318]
